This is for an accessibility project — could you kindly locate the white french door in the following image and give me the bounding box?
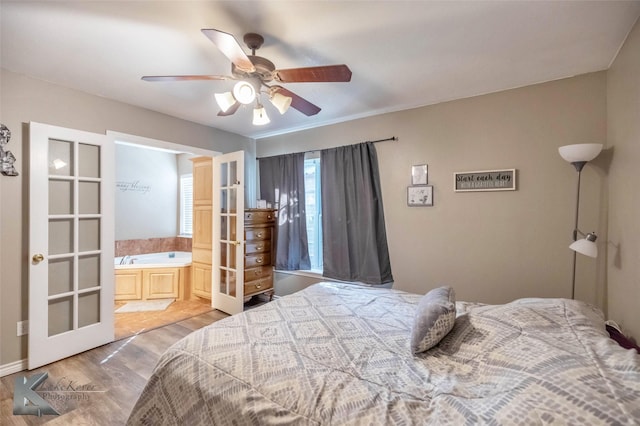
[28,122,115,369]
[212,151,245,315]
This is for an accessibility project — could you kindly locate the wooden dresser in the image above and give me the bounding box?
[243,209,277,301]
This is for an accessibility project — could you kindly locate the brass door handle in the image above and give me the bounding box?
[32,254,45,264]
[230,241,241,246]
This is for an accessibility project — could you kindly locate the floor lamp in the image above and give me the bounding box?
[558,143,602,299]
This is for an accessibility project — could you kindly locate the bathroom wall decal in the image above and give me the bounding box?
[116,180,152,194]
[0,123,19,176]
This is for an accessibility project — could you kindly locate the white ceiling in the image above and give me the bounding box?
[2,1,639,140]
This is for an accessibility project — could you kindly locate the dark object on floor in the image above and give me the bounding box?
[606,324,640,353]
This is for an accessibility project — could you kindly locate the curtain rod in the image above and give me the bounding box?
[257,136,397,160]
[364,136,398,144]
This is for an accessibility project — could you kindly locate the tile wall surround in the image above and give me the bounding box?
[115,237,192,257]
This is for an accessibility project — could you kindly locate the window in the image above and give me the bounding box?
[180,174,193,236]
[304,156,322,271]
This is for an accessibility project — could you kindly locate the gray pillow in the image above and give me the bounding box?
[411,286,456,354]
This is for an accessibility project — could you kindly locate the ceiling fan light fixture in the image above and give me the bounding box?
[252,104,270,125]
[233,81,256,105]
[214,91,236,112]
[269,90,292,115]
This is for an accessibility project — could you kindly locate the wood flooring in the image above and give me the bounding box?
[0,309,229,425]
[114,297,214,340]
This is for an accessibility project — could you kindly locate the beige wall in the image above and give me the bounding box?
[0,69,255,366]
[258,73,608,308]
[5,34,636,367]
[606,18,640,340]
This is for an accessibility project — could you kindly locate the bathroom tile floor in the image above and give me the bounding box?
[114,298,216,341]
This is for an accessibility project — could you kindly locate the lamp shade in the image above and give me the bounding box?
[569,232,598,258]
[233,81,256,105]
[269,91,292,114]
[252,105,270,125]
[214,92,236,112]
[558,144,603,163]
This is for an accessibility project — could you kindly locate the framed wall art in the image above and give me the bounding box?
[454,169,516,192]
[407,185,433,207]
[411,164,428,185]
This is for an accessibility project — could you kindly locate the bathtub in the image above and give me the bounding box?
[114,251,192,301]
[114,251,192,269]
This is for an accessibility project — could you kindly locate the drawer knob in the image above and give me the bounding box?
[267,215,272,219]
[257,245,264,250]
[256,257,263,263]
[257,232,263,238]
[256,285,262,289]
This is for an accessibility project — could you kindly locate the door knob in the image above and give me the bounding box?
[32,254,45,264]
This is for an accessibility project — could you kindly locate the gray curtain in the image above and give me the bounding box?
[259,153,311,270]
[321,142,393,284]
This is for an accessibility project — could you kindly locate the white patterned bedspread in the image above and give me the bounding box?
[127,282,640,425]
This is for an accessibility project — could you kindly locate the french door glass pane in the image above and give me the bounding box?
[78,143,100,178]
[220,189,228,212]
[219,269,237,297]
[48,139,73,176]
[219,242,236,265]
[220,162,228,186]
[49,219,73,255]
[79,254,100,290]
[219,270,227,294]
[221,216,227,239]
[79,181,100,214]
[229,215,236,240]
[78,291,100,328]
[229,161,237,185]
[228,270,236,297]
[228,189,237,213]
[48,296,73,336]
[48,258,73,296]
[49,180,73,215]
[79,218,100,252]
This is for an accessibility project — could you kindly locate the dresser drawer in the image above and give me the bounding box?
[245,210,276,224]
[244,266,272,281]
[245,227,271,241]
[245,240,271,254]
[244,276,273,296]
[245,252,271,268]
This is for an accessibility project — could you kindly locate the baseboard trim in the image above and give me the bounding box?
[0,359,27,377]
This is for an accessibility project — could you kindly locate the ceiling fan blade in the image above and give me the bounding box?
[141,75,232,82]
[217,101,241,117]
[201,29,255,73]
[274,65,352,83]
[273,86,321,116]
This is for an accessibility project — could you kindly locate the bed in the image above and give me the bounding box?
[127,282,640,425]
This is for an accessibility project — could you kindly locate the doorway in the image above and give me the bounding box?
[109,132,220,340]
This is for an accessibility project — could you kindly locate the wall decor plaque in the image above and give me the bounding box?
[454,169,516,192]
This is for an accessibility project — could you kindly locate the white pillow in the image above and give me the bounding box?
[411,286,456,354]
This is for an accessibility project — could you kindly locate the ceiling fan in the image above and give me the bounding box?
[142,29,352,124]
